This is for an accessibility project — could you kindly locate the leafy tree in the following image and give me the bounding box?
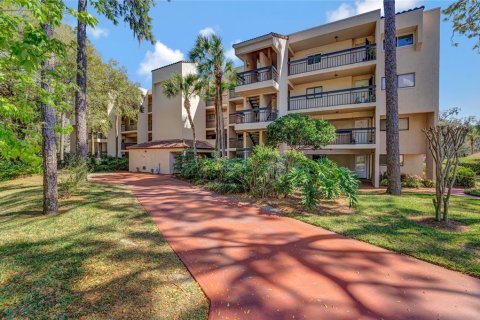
[162,73,204,163]
[266,114,336,150]
[73,0,155,159]
[466,122,480,155]
[189,34,234,157]
[383,0,402,195]
[443,0,480,51]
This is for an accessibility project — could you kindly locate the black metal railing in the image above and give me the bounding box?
[229,88,240,99]
[231,108,278,124]
[121,142,137,150]
[236,148,252,158]
[229,138,244,149]
[237,66,278,86]
[289,44,376,75]
[288,86,376,111]
[332,127,376,145]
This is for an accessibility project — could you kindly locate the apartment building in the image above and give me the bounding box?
[119,6,438,187]
[222,6,439,187]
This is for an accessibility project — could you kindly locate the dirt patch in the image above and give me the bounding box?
[227,192,355,217]
[407,216,471,232]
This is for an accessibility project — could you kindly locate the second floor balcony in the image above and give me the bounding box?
[289,44,376,76]
[331,127,376,145]
[288,86,376,111]
[230,108,278,125]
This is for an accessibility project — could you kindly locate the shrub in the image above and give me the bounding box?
[452,166,476,188]
[380,178,389,186]
[422,179,435,188]
[88,156,128,172]
[59,158,90,198]
[402,175,423,188]
[464,187,480,197]
[0,158,41,181]
[459,157,480,175]
[246,146,280,197]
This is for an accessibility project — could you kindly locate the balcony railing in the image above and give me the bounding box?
[236,66,278,86]
[288,86,376,111]
[332,128,376,145]
[206,116,228,128]
[236,148,252,159]
[289,44,376,75]
[121,124,137,131]
[231,108,278,124]
[229,138,244,149]
[229,88,240,99]
[121,142,137,150]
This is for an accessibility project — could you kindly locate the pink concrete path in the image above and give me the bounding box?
[93,173,480,320]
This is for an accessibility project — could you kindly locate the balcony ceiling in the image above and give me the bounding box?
[289,22,376,52]
[289,64,376,85]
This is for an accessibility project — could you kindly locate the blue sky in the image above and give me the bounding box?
[81,0,479,118]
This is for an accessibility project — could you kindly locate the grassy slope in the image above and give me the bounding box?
[0,176,208,319]
[287,192,480,277]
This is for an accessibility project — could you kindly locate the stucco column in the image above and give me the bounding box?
[425,112,436,179]
[373,110,381,187]
[276,38,289,117]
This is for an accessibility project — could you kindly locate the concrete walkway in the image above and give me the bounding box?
[93,173,480,320]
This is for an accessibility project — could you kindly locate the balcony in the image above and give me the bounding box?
[331,128,375,145]
[235,66,279,96]
[229,88,241,99]
[229,138,244,149]
[121,124,137,132]
[206,116,228,129]
[231,108,278,124]
[288,86,376,112]
[289,44,376,76]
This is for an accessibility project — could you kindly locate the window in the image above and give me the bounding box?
[129,119,135,126]
[380,154,404,166]
[306,86,322,98]
[382,33,414,49]
[381,73,415,89]
[307,54,321,65]
[380,117,409,131]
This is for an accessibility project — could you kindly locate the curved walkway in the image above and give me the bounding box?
[93,173,480,320]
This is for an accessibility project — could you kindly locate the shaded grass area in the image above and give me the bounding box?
[0,176,208,319]
[286,192,480,277]
[230,190,480,278]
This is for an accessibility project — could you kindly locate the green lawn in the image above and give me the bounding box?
[0,176,208,319]
[286,192,480,277]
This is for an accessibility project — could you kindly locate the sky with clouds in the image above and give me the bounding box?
[83,0,479,117]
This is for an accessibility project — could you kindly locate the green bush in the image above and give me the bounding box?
[459,157,480,175]
[452,166,476,188]
[422,179,435,188]
[380,178,389,186]
[0,158,41,181]
[464,187,480,197]
[88,156,128,172]
[59,158,90,198]
[402,175,423,188]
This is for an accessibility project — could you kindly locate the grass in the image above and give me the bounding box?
[284,191,480,277]
[0,175,208,319]
[465,187,480,197]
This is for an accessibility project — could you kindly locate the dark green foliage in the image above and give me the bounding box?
[459,157,480,174]
[402,175,423,188]
[174,146,360,208]
[453,166,476,188]
[443,0,480,51]
[88,156,128,172]
[266,114,336,150]
[0,158,41,181]
[422,179,435,188]
[465,187,480,196]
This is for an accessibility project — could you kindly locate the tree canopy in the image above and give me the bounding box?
[443,0,480,51]
[266,114,336,150]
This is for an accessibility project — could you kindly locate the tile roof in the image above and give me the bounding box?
[127,139,214,150]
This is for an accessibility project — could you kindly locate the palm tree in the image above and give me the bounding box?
[162,73,204,162]
[466,123,480,155]
[383,0,402,195]
[189,34,234,157]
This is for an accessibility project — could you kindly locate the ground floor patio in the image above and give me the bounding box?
[93,172,480,320]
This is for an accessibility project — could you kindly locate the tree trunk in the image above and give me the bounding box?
[41,21,58,214]
[216,71,226,157]
[384,0,402,195]
[59,112,65,164]
[75,0,88,159]
[184,98,198,164]
[115,115,119,157]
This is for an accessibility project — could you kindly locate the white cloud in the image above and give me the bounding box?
[199,27,216,36]
[87,26,109,39]
[225,39,242,64]
[137,41,184,78]
[326,0,423,22]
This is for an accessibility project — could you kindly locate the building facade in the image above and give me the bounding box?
[81,6,439,186]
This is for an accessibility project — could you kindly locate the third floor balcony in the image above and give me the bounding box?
[288,85,376,112]
[289,44,376,76]
[235,66,279,96]
[230,107,278,126]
